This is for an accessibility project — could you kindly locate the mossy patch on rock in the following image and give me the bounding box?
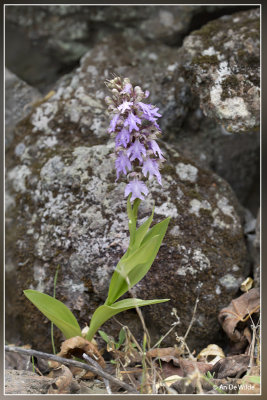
[192,54,219,66]
[221,75,240,100]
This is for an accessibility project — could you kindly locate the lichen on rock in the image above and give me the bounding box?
[179,8,260,132]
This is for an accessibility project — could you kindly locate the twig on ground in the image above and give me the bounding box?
[118,357,138,389]
[5,345,139,394]
[183,297,199,342]
[126,277,151,350]
[174,297,204,394]
[247,313,260,371]
[151,320,180,350]
[82,353,112,394]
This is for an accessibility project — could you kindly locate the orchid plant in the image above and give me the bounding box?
[24,76,170,344]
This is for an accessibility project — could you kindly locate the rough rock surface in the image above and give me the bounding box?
[169,111,260,211]
[178,8,260,133]
[5,370,53,394]
[5,68,41,150]
[253,209,260,286]
[5,6,238,60]
[6,62,251,352]
[5,5,201,92]
[5,5,253,92]
[5,32,259,215]
[9,32,191,144]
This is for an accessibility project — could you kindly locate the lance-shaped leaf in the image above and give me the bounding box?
[140,216,171,247]
[106,217,170,305]
[86,297,169,341]
[132,205,154,251]
[24,290,82,339]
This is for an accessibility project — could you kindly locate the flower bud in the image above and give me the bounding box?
[105,96,113,105]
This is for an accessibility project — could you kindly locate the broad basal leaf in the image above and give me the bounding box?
[24,290,82,339]
[86,297,169,341]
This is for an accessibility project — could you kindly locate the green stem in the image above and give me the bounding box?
[51,265,60,355]
[126,195,141,255]
[31,355,35,373]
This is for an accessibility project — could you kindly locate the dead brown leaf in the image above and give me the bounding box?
[51,336,105,379]
[146,347,182,365]
[160,361,183,378]
[179,358,213,376]
[197,344,225,365]
[107,347,141,367]
[210,354,250,379]
[218,288,260,343]
[48,364,74,394]
[146,348,212,379]
[58,336,105,366]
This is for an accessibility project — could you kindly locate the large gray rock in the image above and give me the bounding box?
[4,5,230,61]
[5,5,200,92]
[5,370,53,395]
[169,111,260,210]
[178,8,260,133]
[5,5,253,92]
[5,69,41,150]
[6,66,251,353]
[7,32,190,145]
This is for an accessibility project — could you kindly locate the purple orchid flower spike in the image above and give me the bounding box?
[105,76,165,201]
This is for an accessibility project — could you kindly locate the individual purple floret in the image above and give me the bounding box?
[148,140,164,160]
[115,128,131,148]
[105,76,165,201]
[108,113,120,133]
[124,112,142,133]
[142,158,162,185]
[118,101,133,114]
[127,140,146,163]
[124,180,149,202]
[115,151,132,180]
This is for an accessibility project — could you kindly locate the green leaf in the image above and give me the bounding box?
[117,327,126,349]
[132,206,154,251]
[24,290,82,339]
[98,330,111,344]
[106,217,170,305]
[140,217,170,247]
[86,297,169,341]
[245,376,261,384]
